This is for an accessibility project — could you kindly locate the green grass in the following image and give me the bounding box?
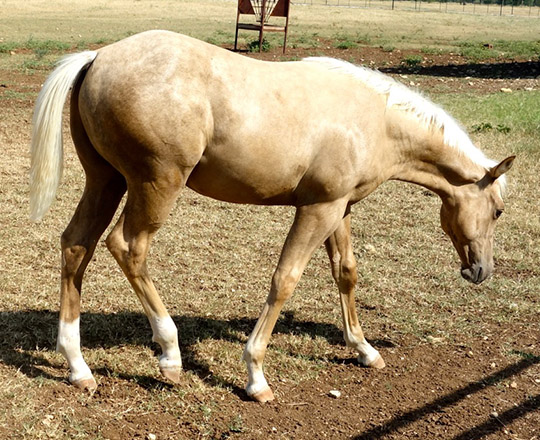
[0,90,32,101]
[23,37,71,53]
[0,37,70,54]
[457,39,540,61]
[203,29,234,47]
[437,90,540,154]
[248,38,272,53]
[402,54,423,67]
[420,46,444,55]
[20,57,56,73]
[0,41,18,53]
[335,40,357,50]
[289,31,322,49]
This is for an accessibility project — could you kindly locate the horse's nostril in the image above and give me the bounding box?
[477,266,483,283]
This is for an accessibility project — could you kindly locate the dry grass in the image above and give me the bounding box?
[1,0,539,52]
[0,0,235,45]
[0,2,538,438]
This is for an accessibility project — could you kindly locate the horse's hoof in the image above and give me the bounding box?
[160,366,181,384]
[71,376,97,391]
[248,386,275,403]
[367,354,386,369]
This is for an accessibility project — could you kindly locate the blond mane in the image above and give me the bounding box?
[303,57,497,170]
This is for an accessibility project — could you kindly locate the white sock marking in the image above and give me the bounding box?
[57,319,93,382]
[149,316,182,370]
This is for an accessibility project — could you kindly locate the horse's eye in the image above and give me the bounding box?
[495,209,503,219]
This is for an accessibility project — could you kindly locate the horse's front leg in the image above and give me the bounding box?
[243,199,349,402]
[324,213,385,369]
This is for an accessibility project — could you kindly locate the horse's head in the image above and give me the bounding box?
[440,156,515,284]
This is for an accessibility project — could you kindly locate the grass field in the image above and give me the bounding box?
[1,0,539,53]
[0,1,539,438]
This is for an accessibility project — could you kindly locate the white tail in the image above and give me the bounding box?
[29,51,98,222]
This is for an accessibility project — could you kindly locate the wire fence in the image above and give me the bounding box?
[292,0,540,17]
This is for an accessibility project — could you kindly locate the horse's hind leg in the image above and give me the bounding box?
[58,105,126,389]
[324,212,385,369]
[105,174,185,383]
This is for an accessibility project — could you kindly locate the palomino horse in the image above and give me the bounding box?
[30,30,514,402]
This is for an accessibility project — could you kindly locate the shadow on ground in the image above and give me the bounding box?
[353,355,539,440]
[0,309,393,399]
[381,60,540,79]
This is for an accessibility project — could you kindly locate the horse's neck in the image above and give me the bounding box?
[387,114,486,199]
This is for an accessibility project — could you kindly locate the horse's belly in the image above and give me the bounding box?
[186,156,301,206]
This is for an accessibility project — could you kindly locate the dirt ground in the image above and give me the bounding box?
[0,42,538,439]
[4,321,538,440]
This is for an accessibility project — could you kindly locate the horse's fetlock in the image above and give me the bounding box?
[344,333,360,348]
[150,316,178,347]
[243,343,264,366]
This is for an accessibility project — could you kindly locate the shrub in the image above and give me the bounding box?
[402,55,423,67]
[248,38,271,52]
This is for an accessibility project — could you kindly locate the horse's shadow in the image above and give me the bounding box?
[0,309,393,398]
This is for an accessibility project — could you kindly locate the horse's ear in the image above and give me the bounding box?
[489,156,515,180]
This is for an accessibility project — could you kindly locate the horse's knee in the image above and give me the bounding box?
[341,257,357,278]
[270,269,300,303]
[339,257,358,289]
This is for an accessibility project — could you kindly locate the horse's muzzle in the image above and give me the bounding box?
[461,264,490,284]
